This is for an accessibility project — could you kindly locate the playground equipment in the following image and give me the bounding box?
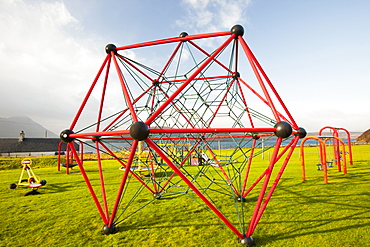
[9,158,47,196]
[57,141,82,174]
[59,25,306,246]
[319,126,353,167]
[119,141,158,177]
[300,135,348,184]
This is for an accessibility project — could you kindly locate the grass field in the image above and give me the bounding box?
[1,145,370,246]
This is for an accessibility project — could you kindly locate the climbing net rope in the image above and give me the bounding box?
[59,25,306,246]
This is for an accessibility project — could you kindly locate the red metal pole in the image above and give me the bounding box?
[241,138,257,196]
[238,78,291,125]
[157,138,203,194]
[69,143,109,224]
[246,137,282,237]
[238,36,298,129]
[339,128,353,166]
[243,137,296,198]
[79,141,84,166]
[149,127,276,134]
[65,144,70,174]
[249,136,299,235]
[145,34,236,125]
[57,141,63,171]
[234,38,239,75]
[236,80,255,128]
[70,129,131,139]
[238,37,281,123]
[98,141,156,194]
[156,41,183,81]
[70,54,110,130]
[154,86,197,128]
[319,126,341,172]
[96,56,112,132]
[156,75,233,84]
[102,85,155,132]
[188,40,234,74]
[111,53,139,122]
[108,140,138,227]
[95,141,109,218]
[116,31,231,51]
[243,170,267,197]
[116,54,156,82]
[69,127,276,140]
[300,136,328,183]
[205,146,239,195]
[146,138,244,240]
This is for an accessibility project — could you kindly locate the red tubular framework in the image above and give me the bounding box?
[300,136,328,184]
[319,126,341,172]
[59,25,305,245]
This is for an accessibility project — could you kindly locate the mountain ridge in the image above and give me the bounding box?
[356,129,370,143]
[0,116,57,138]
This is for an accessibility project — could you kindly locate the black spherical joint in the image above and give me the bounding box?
[92,136,101,143]
[233,72,240,79]
[60,129,75,143]
[101,224,117,235]
[239,235,255,246]
[105,44,117,55]
[129,121,149,141]
[237,196,246,202]
[252,135,260,140]
[153,192,161,199]
[230,24,244,37]
[274,121,292,138]
[295,127,307,139]
[179,32,188,37]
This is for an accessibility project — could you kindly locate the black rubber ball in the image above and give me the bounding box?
[101,224,117,235]
[179,32,188,37]
[129,122,149,141]
[60,129,75,143]
[105,44,117,54]
[230,24,244,37]
[274,121,292,138]
[296,127,307,139]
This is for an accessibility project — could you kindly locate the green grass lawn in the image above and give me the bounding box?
[1,145,370,246]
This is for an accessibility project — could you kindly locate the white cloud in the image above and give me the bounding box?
[177,0,252,33]
[0,0,105,134]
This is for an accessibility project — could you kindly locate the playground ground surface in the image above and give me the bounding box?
[1,145,370,247]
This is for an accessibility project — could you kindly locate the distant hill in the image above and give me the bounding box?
[356,129,370,143]
[0,116,57,138]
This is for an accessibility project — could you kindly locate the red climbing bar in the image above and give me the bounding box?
[248,136,299,235]
[112,53,139,122]
[149,127,276,134]
[108,140,139,227]
[69,143,109,224]
[146,138,245,240]
[116,31,231,51]
[247,137,282,237]
[70,54,110,130]
[145,34,236,125]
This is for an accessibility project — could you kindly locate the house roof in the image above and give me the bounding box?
[0,138,79,153]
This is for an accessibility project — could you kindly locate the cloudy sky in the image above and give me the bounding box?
[0,0,369,135]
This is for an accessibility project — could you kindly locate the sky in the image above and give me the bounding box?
[0,0,369,136]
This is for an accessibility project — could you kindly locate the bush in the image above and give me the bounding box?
[0,156,63,170]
